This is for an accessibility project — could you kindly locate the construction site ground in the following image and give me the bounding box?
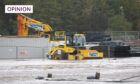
[0,57,140,84]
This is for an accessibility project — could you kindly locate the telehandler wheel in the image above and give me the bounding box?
[53,50,68,60]
[75,55,78,60]
[54,55,62,60]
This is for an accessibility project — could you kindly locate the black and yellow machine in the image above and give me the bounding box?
[17,14,103,60]
[47,32,103,60]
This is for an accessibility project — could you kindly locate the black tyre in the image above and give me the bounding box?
[53,50,68,60]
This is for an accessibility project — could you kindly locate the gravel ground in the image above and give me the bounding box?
[0,57,140,84]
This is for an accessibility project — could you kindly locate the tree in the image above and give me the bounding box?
[123,0,140,30]
[90,0,109,31]
[0,0,139,35]
[108,15,132,31]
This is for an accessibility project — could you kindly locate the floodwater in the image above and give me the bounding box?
[0,57,140,84]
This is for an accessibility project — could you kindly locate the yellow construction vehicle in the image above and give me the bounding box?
[17,14,52,36]
[47,33,103,60]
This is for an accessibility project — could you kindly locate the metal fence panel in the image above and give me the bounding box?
[17,47,43,59]
[0,47,16,59]
[0,38,49,47]
[84,31,140,47]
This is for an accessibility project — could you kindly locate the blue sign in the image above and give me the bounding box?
[88,52,98,57]
[29,24,43,31]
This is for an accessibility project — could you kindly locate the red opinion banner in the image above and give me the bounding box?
[5,5,33,13]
